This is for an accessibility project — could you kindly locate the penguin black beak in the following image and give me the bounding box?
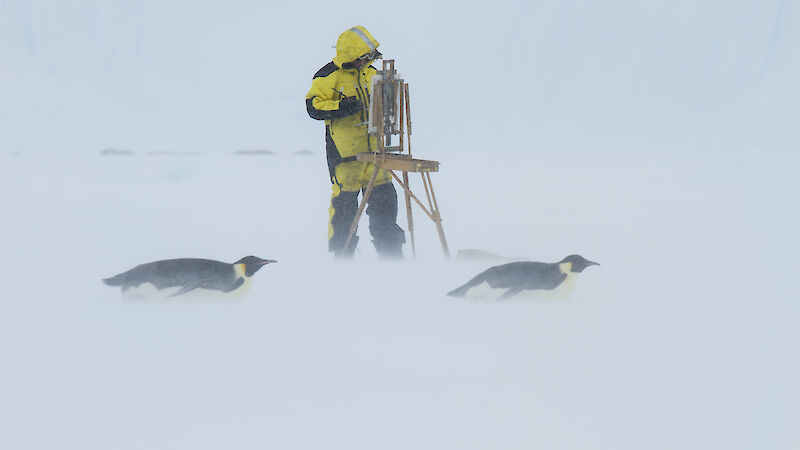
[587,260,600,266]
[261,260,277,265]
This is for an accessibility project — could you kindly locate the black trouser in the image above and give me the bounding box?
[329,181,405,256]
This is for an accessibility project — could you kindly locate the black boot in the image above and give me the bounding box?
[366,183,405,260]
[334,236,359,259]
[372,238,403,260]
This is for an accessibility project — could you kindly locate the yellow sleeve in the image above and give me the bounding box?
[306,74,341,111]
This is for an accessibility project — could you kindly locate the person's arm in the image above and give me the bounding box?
[306,96,361,121]
[305,64,362,120]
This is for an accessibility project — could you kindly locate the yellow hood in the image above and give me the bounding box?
[332,26,380,67]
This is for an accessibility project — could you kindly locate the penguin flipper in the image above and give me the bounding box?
[168,276,243,296]
[168,282,202,297]
[498,287,522,300]
[222,277,244,293]
[538,273,568,290]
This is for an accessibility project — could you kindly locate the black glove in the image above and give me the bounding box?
[338,97,363,116]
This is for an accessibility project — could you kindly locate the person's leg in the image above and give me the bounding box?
[328,162,364,258]
[365,170,406,259]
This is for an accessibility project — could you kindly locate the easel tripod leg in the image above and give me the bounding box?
[403,171,416,258]
[422,172,450,258]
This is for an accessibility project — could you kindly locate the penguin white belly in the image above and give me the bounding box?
[229,276,254,297]
[464,273,578,300]
[463,281,509,299]
[122,283,181,299]
[122,277,253,300]
[513,273,577,300]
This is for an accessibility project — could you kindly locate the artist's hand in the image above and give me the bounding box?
[338,97,363,116]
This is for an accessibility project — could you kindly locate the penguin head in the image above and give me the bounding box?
[236,256,277,276]
[560,255,599,273]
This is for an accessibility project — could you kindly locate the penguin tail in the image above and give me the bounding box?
[446,284,470,297]
[102,273,126,287]
[447,274,485,298]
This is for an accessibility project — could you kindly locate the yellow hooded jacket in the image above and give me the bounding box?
[306,26,382,179]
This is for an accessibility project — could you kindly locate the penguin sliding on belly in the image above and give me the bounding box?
[447,254,599,300]
[103,256,276,299]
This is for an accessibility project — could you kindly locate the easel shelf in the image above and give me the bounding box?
[355,153,439,173]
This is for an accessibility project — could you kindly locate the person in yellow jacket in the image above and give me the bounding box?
[306,26,405,259]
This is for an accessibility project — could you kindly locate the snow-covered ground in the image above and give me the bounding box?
[2,148,798,450]
[2,1,799,449]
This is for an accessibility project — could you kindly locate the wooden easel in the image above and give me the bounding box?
[342,60,450,258]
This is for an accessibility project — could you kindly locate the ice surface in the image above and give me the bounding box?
[1,149,798,450]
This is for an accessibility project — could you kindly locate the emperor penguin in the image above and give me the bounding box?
[447,254,599,300]
[103,255,276,299]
